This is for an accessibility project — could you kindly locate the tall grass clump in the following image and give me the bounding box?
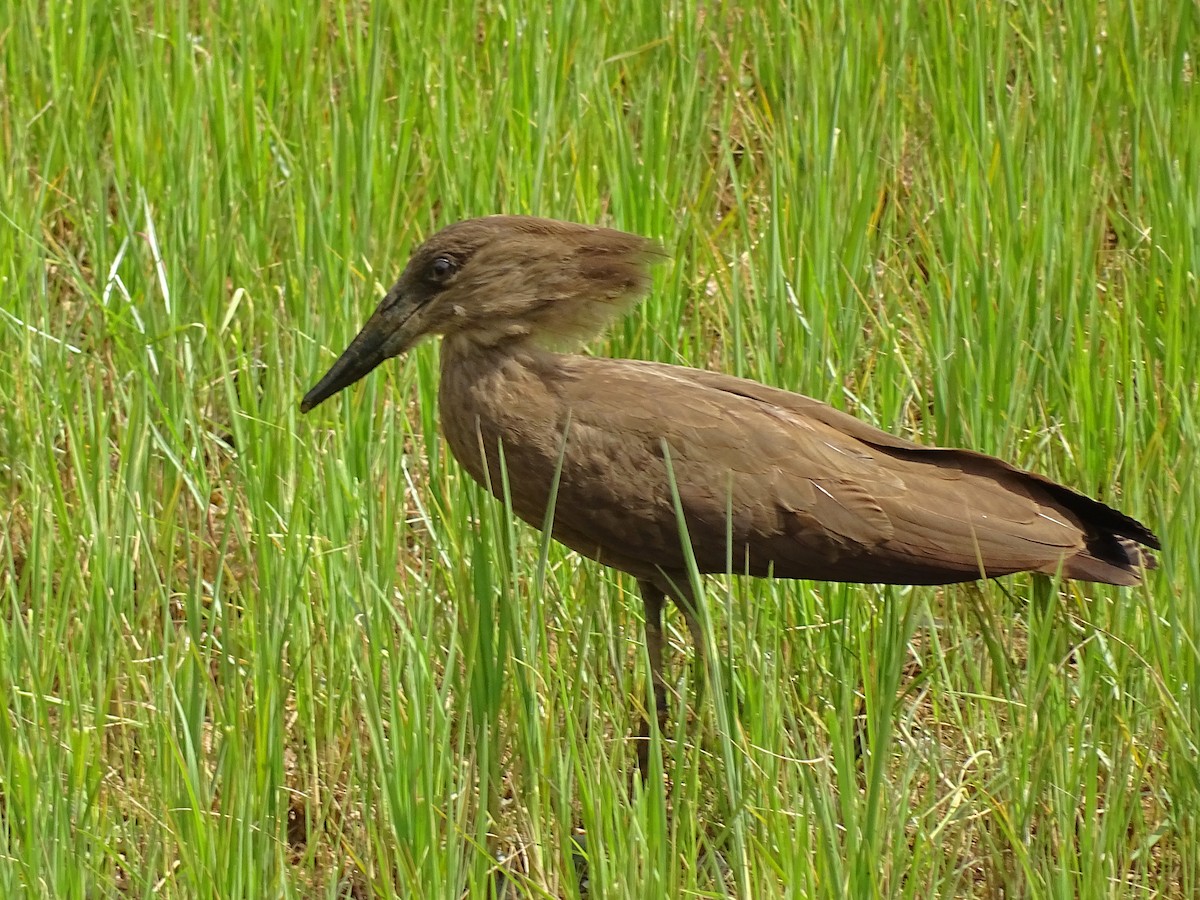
[1,1,1195,896]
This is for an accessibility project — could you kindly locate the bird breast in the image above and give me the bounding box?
[438,339,574,524]
[436,338,689,576]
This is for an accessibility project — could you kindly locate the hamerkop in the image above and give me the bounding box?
[302,215,1159,755]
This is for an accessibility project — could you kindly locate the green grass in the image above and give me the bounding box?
[2,0,1196,896]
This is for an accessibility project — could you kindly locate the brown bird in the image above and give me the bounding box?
[302,215,1159,761]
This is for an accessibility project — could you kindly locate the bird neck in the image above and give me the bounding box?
[439,333,561,375]
[437,334,567,426]
[436,335,572,504]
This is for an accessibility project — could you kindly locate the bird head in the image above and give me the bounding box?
[300,215,665,412]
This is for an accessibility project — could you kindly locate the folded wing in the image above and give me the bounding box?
[545,358,1157,586]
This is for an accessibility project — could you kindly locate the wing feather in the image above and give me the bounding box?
[546,357,1106,582]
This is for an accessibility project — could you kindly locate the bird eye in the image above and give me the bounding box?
[429,256,457,280]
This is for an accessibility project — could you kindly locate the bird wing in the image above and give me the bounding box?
[546,357,1101,584]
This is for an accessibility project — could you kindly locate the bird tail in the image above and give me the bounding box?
[1056,533,1158,586]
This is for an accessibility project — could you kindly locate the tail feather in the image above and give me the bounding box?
[1057,523,1158,586]
[1034,479,1161,552]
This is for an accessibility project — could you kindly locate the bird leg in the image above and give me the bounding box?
[635,579,669,777]
[666,576,707,709]
[634,575,707,779]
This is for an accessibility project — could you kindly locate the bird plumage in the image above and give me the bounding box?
[436,340,1156,588]
[302,214,1159,773]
